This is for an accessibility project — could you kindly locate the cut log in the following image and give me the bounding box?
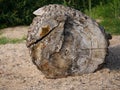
[26,4,111,79]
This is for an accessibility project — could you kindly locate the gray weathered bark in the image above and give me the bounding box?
[26,4,111,79]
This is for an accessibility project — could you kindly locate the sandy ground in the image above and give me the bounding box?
[0,26,120,90]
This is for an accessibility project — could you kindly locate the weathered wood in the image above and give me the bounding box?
[26,4,110,79]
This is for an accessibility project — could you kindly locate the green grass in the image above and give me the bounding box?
[101,18,120,35]
[85,2,120,35]
[0,37,26,45]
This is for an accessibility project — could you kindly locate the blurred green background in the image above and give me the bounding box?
[0,0,120,34]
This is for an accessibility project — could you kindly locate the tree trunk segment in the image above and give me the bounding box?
[26,4,111,79]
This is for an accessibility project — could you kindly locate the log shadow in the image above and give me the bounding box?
[104,45,120,70]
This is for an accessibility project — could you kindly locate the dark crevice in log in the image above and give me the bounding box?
[27,23,60,48]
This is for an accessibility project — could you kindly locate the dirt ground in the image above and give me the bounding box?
[0,26,120,90]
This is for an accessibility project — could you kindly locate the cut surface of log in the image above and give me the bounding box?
[26,4,110,79]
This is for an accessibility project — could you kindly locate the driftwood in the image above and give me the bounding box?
[26,4,111,79]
